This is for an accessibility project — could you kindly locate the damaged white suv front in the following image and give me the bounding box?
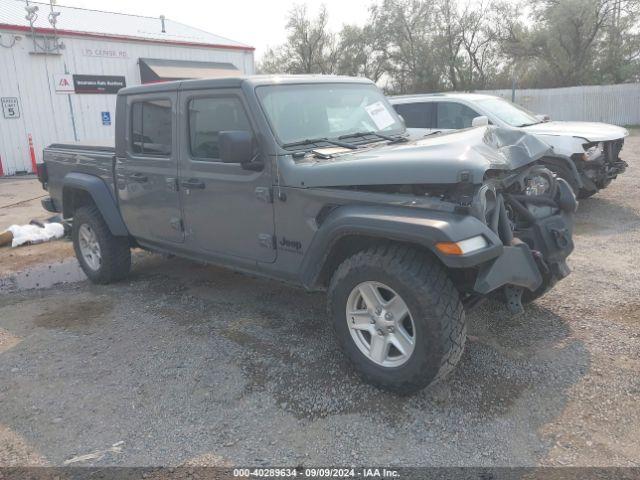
[390,93,629,198]
[519,119,628,198]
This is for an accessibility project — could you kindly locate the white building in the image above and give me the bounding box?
[0,0,254,175]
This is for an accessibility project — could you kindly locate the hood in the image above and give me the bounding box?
[278,126,552,188]
[522,121,629,142]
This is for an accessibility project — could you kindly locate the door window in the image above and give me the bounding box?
[436,102,480,129]
[393,102,436,128]
[130,100,172,156]
[188,97,251,161]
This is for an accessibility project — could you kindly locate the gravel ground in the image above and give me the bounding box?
[0,131,638,467]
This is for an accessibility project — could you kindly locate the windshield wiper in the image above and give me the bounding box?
[282,137,358,150]
[339,131,408,144]
[515,122,540,127]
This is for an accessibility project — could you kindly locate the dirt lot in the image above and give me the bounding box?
[0,176,73,275]
[0,131,639,467]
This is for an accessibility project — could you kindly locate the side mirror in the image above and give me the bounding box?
[535,114,550,122]
[219,130,255,164]
[471,115,489,127]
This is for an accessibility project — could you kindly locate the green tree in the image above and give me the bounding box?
[259,5,338,74]
[336,23,389,82]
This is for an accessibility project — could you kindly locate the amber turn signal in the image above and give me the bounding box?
[435,242,464,255]
[435,236,489,255]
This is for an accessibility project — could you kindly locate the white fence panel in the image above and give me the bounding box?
[478,83,640,126]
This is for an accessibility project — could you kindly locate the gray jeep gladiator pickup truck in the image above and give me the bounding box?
[38,75,576,393]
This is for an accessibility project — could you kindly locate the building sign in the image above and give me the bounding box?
[101,112,111,126]
[1,97,20,119]
[73,75,126,94]
[54,74,75,93]
[82,48,129,59]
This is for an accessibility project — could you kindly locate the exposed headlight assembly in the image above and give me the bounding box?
[524,175,550,196]
[583,142,604,162]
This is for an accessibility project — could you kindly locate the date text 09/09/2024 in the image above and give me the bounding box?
[233,468,400,478]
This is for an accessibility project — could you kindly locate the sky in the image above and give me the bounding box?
[55,0,372,60]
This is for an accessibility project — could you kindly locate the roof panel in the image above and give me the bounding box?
[0,0,252,49]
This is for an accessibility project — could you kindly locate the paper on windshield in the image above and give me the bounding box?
[365,101,396,130]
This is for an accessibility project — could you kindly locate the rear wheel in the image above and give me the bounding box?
[72,206,131,284]
[327,244,466,394]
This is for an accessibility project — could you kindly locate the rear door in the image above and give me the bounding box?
[117,93,184,243]
[178,88,276,263]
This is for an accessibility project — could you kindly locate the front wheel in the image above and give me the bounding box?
[327,245,466,394]
[72,205,131,284]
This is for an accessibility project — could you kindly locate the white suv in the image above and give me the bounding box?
[390,93,628,198]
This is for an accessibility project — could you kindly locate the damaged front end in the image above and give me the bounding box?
[462,164,577,312]
[575,138,628,194]
[278,125,577,312]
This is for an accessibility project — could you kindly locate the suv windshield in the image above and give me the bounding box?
[256,83,405,146]
[476,97,540,127]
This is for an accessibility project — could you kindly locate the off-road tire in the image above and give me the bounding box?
[544,162,580,195]
[72,205,131,284]
[327,244,466,395]
[577,188,597,199]
[521,282,552,305]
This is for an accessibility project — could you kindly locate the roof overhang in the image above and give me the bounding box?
[139,58,241,84]
[0,24,255,52]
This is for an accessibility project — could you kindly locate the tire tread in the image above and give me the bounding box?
[327,243,466,394]
[73,205,131,284]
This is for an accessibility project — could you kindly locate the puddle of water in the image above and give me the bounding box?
[0,258,87,294]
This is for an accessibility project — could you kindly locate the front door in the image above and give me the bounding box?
[393,101,437,137]
[117,93,183,244]
[434,101,481,131]
[178,89,276,263]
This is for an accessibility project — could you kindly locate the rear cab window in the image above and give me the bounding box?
[130,100,172,156]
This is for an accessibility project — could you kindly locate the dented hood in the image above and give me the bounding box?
[522,121,629,142]
[278,126,552,188]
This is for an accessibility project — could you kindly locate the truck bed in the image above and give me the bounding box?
[42,141,117,213]
[47,140,115,153]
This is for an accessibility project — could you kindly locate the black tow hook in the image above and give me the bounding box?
[531,249,551,277]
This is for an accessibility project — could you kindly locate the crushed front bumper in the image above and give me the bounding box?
[465,177,576,306]
[580,138,627,191]
[473,210,574,295]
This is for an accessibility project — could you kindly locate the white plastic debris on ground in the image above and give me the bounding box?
[6,223,65,247]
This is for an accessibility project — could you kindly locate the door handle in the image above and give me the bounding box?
[181,178,205,190]
[130,172,148,183]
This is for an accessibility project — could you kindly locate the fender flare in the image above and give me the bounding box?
[62,172,129,236]
[539,154,584,190]
[299,204,503,289]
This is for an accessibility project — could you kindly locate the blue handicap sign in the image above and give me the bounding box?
[101,111,111,126]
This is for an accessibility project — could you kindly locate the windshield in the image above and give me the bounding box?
[476,97,540,127]
[256,83,405,146]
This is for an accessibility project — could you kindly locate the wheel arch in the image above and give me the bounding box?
[62,173,129,237]
[538,154,584,190]
[299,204,502,290]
